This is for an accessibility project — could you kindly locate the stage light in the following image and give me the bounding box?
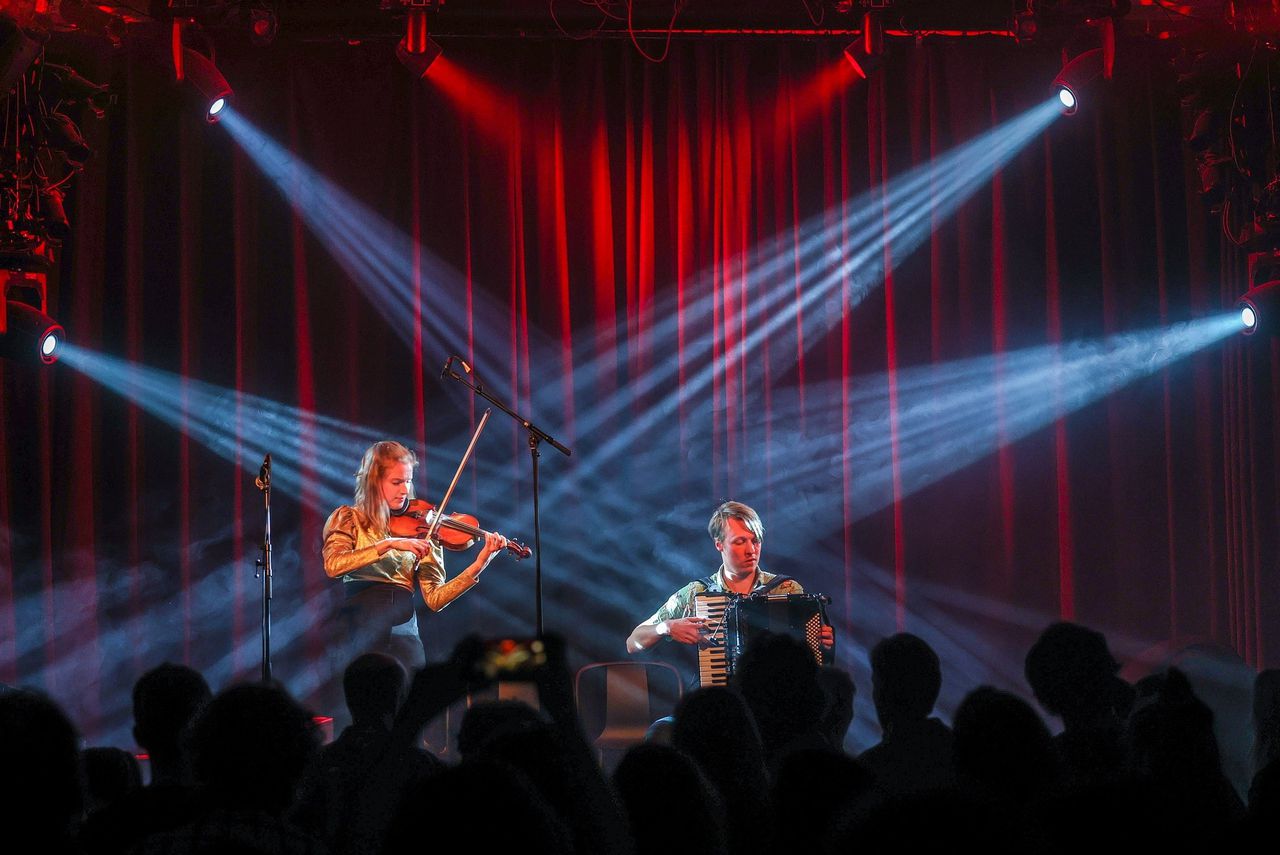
[843,10,884,80]
[0,299,64,365]
[179,47,233,122]
[1235,279,1280,336]
[396,6,442,80]
[249,8,279,47]
[1241,304,1257,332]
[1052,48,1104,116]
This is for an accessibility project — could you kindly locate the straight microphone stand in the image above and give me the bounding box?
[254,456,273,682]
[442,359,571,635]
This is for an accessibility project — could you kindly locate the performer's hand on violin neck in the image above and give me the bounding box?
[379,537,434,558]
[659,617,709,645]
[471,531,509,575]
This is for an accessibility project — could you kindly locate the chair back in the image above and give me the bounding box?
[574,661,682,764]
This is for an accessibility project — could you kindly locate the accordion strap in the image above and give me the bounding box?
[695,573,795,595]
[756,573,794,595]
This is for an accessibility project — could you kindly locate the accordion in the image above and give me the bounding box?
[694,591,831,687]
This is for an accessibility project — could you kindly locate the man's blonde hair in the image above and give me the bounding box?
[707,501,764,543]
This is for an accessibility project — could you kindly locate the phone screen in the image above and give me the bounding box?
[475,638,547,680]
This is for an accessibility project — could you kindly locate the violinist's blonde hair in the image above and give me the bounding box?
[354,441,417,533]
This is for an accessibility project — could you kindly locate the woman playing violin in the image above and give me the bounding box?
[322,440,507,669]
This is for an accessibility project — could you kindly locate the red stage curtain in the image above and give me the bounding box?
[0,37,1273,743]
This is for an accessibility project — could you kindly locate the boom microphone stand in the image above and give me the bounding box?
[441,357,572,635]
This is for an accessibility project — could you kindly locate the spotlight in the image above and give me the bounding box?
[396,7,442,80]
[1235,280,1280,336]
[1241,304,1257,332]
[843,10,884,80]
[0,299,64,365]
[180,48,233,122]
[1052,48,1104,116]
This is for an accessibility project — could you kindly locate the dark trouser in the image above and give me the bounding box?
[337,582,427,671]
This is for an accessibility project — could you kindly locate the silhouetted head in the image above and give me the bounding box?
[732,632,825,755]
[83,746,142,811]
[644,714,675,745]
[343,652,407,728]
[953,686,1060,803]
[1024,622,1129,727]
[817,664,857,750]
[0,690,84,839]
[456,700,546,760]
[132,663,211,764]
[190,683,320,814]
[1128,667,1222,784]
[613,743,728,855]
[673,687,766,786]
[870,633,941,730]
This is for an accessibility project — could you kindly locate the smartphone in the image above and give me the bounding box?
[472,637,547,681]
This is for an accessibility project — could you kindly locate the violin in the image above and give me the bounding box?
[389,498,532,560]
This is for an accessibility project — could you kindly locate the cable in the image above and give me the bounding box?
[800,0,825,28]
[627,0,679,64]
[1227,40,1258,177]
[549,0,611,40]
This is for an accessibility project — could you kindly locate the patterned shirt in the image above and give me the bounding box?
[640,566,806,627]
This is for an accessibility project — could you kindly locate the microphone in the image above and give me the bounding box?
[255,453,271,490]
[441,356,474,378]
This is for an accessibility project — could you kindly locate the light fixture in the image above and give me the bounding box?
[165,30,234,124]
[396,6,442,80]
[0,299,64,365]
[179,47,232,121]
[1236,280,1280,336]
[1052,48,1104,116]
[249,8,279,47]
[843,10,884,80]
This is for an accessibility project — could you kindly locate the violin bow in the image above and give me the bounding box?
[423,408,492,544]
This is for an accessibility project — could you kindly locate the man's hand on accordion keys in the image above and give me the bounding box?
[821,623,835,649]
[658,616,711,646]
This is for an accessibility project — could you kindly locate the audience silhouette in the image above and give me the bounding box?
[138,682,325,854]
[3,620,1269,855]
[0,689,84,854]
[816,664,856,752]
[1025,622,1132,785]
[857,632,955,796]
[81,663,211,855]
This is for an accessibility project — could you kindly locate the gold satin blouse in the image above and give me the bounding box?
[321,505,478,612]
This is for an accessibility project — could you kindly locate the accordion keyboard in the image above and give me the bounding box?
[694,592,731,687]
